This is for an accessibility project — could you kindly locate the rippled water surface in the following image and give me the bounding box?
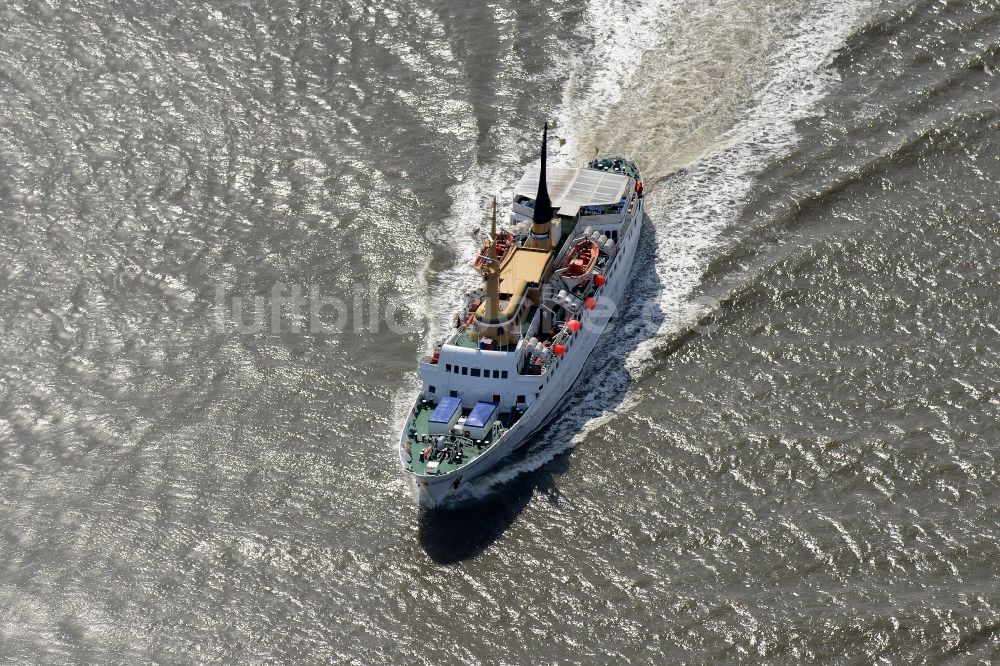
[2,0,1000,662]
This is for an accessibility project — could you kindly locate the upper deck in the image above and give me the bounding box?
[474,247,552,324]
[514,165,631,217]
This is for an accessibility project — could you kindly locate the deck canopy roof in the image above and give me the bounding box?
[475,246,552,323]
[498,246,551,289]
[515,166,630,217]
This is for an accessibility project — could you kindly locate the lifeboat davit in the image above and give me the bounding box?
[473,230,514,272]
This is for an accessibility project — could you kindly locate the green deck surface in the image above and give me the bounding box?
[404,405,520,476]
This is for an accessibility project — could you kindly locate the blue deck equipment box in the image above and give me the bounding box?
[428,396,462,435]
[465,401,499,439]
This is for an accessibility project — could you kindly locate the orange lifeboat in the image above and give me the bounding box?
[473,230,514,273]
[562,239,599,278]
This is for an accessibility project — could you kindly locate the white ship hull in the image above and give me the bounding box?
[401,195,644,507]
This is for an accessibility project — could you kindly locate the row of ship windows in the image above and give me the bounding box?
[445,364,509,379]
[427,385,532,403]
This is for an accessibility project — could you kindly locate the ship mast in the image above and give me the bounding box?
[484,197,500,329]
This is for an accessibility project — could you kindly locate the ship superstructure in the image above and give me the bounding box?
[399,125,644,505]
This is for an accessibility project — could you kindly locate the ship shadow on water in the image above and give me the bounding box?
[419,215,664,564]
[417,450,571,564]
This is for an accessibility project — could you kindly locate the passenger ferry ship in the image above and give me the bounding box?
[399,125,644,506]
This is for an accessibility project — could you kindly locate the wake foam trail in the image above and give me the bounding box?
[622,0,875,376]
[554,0,680,162]
[525,0,876,455]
